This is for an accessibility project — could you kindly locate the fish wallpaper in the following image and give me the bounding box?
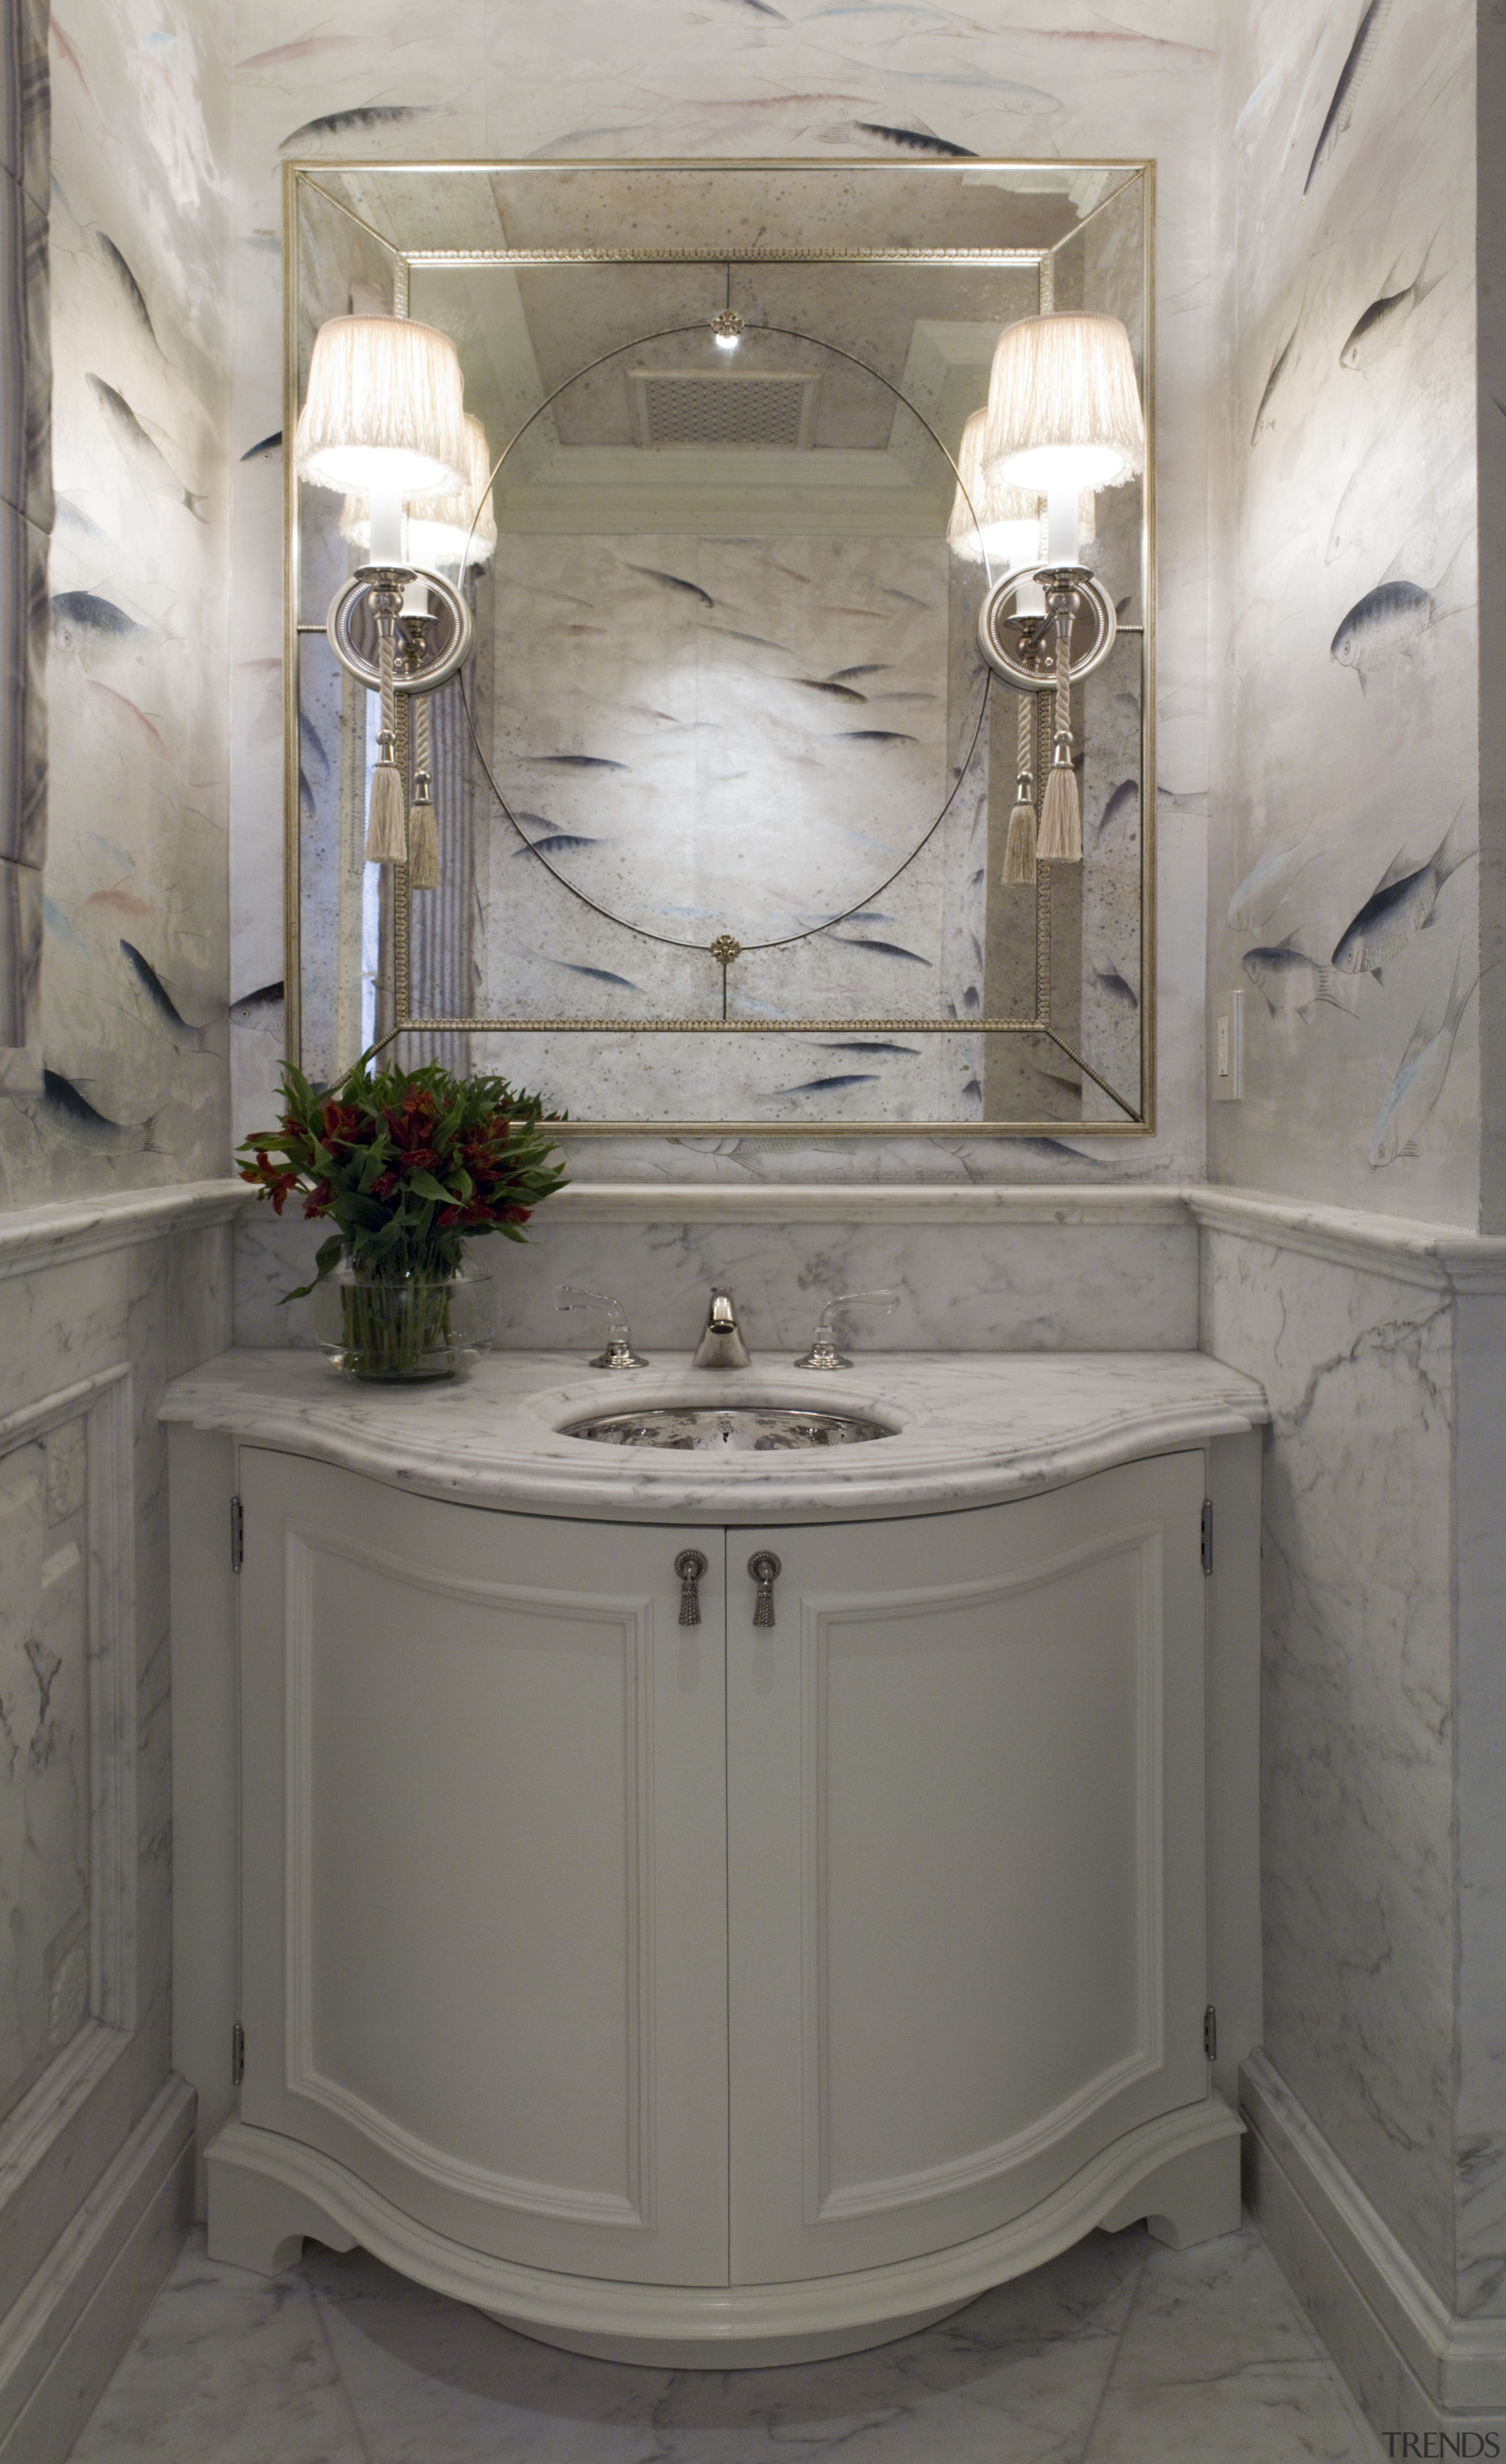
[228,0,1224,1184]
[0,0,232,1206]
[0,0,51,1083]
[1208,0,1479,1221]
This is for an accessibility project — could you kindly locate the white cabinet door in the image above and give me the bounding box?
[236,1449,729,2286]
[726,1453,1210,2281]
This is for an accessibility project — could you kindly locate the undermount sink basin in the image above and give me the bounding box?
[562,1404,895,1451]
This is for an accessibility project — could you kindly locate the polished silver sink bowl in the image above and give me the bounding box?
[562,1404,894,1451]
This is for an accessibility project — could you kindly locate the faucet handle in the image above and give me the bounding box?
[556,1285,649,1370]
[794,1289,899,1371]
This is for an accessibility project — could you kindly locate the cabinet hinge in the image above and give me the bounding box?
[231,2022,245,2086]
[1204,2003,1218,2063]
[1200,1497,1213,1577]
[230,1494,243,1574]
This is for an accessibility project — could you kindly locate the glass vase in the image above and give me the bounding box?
[311,1258,496,1383]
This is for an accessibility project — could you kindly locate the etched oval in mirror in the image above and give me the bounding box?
[464,321,993,955]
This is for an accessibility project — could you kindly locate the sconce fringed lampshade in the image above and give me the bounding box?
[982,312,1145,496]
[946,408,1042,565]
[340,416,498,571]
[295,315,468,499]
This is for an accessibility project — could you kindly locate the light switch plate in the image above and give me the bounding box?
[1211,989,1243,1101]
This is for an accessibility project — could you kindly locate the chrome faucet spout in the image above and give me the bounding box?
[692,1287,751,1370]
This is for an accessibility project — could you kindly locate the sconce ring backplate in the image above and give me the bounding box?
[325,564,474,694]
[977,562,1118,691]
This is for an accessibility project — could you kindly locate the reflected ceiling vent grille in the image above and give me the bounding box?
[628,368,819,450]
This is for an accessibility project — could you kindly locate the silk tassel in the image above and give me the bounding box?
[1035,625,1082,863]
[407,692,441,889]
[1001,689,1038,884]
[363,604,407,863]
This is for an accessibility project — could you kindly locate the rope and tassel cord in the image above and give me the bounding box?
[407,691,441,889]
[363,593,408,863]
[1036,622,1082,863]
[1001,688,1037,884]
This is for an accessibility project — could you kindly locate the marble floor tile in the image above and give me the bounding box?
[66,2222,1383,2464]
[66,2239,367,2463]
[303,2226,1139,2464]
[1080,2233,1384,2464]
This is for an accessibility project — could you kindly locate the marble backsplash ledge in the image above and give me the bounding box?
[232,1183,1201,1356]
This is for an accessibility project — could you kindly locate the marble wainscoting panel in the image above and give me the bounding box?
[1198,1214,1457,2302]
[0,1411,91,2128]
[231,1185,1201,1355]
[1453,1286,1506,2318]
[0,1186,239,2464]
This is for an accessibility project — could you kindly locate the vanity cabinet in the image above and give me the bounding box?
[202,1437,1241,2363]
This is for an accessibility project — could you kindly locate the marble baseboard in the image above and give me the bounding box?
[1244,2053,1506,2440]
[0,2072,193,2464]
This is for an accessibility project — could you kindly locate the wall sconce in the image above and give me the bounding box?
[338,413,498,577]
[946,407,1044,577]
[974,311,1144,865]
[295,314,477,883]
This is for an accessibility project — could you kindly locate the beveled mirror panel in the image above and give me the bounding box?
[287,161,1153,1134]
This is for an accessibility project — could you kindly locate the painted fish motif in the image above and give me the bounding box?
[280,103,428,148]
[828,664,888,682]
[1242,938,1361,1022]
[87,375,206,521]
[771,1074,879,1095]
[49,592,150,661]
[1304,0,1393,193]
[87,679,168,755]
[841,730,918,745]
[1094,967,1139,1011]
[1227,830,1317,930]
[1340,241,1444,370]
[851,121,977,158]
[557,961,640,990]
[1251,325,1298,445]
[817,1040,919,1055]
[93,232,158,348]
[240,431,282,461]
[538,753,629,772]
[120,940,214,1043]
[27,1070,159,1154]
[709,628,792,654]
[1095,779,1139,838]
[229,983,282,1025]
[513,833,601,856]
[1330,550,1462,683]
[296,715,329,782]
[827,935,932,964]
[625,564,714,608]
[1368,948,1477,1166]
[795,678,867,702]
[1332,814,1473,975]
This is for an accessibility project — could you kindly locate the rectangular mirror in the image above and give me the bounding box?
[286,159,1153,1137]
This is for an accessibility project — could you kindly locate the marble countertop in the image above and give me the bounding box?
[161,1347,1269,1526]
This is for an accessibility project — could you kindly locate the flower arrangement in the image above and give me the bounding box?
[237,1054,568,1377]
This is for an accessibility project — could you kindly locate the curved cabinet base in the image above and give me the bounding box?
[205,2098,1243,2369]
